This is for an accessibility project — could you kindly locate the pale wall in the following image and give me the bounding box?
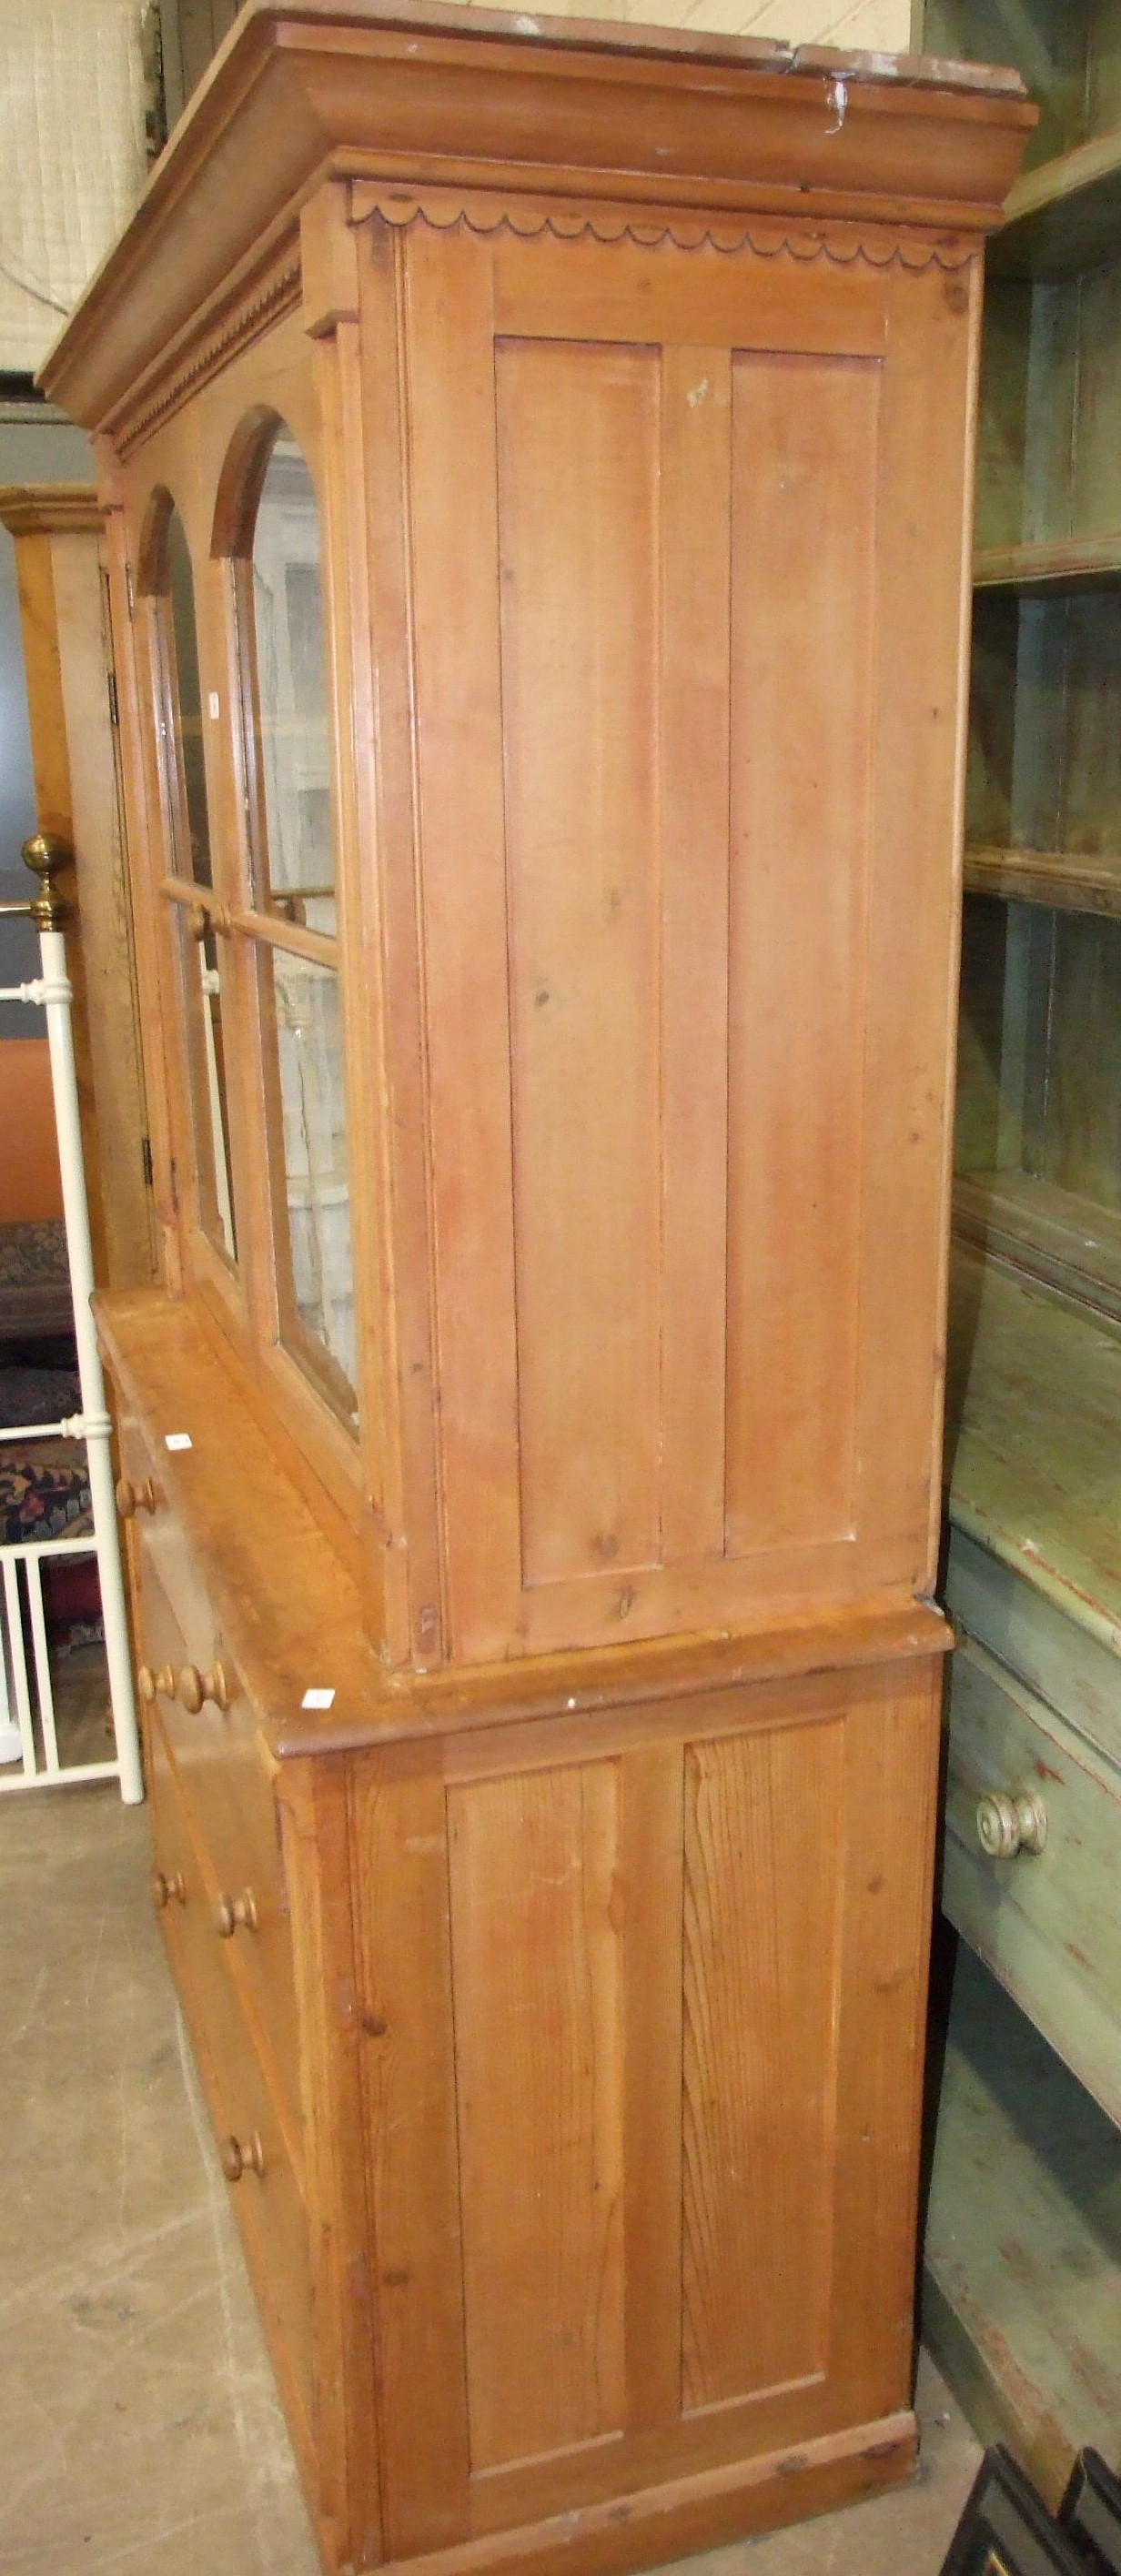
[454,0,914,45]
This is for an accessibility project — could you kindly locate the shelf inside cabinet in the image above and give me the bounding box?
[963,844,1121,911]
[994,126,1121,279]
[954,1171,1121,1323]
[966,590,1121,856]
[947,1244,1121,1653]
[975,537,1121,592]
[923,1943,1121,2508]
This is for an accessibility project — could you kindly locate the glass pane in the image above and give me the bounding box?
[165,508,212,887]
[178,913,237,1264]
[157,503,237,1265]
[246,432,336,935]
[261,951,355,1419]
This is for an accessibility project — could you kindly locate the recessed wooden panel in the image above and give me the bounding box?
[409,225,971,1655]
[497,339,661,1585]
[448,1761,626,2470]
[725,352,879,1555]
[682,1717,844,2410]
[352,1759,471,2558]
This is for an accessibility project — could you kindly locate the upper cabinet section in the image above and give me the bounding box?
[44,7,1032,1669]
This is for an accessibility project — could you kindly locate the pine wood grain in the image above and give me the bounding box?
[449,1761,626,2469]
[724,348,876,1556]
[280,1756,384,2576]
[498,336,661,1587]
[682,1719,843,2408]
[657,343,731,1568]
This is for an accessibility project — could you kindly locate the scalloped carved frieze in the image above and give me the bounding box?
[348,185,978,270]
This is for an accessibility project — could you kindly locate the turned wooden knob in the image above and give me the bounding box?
[976,1787,1047,1860]
[116,1475,157,1519]
[136,1663,176,1704]
[221,2131,265,2182]
[189,900,231,941]
[177,1662,229,1714]
[215,1887,258,1937]
[151,1867,186,1908]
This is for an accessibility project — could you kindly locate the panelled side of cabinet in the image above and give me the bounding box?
[393,215,984,1663]
[344,1656,943,2560]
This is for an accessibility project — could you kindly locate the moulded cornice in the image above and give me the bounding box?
[39,1,1032,437]
[0,484,104,537]
[112,248,303,458]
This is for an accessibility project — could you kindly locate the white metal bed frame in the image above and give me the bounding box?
[0,840,142,1801]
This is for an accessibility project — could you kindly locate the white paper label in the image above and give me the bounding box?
[301,1687,336,1711]
[164,1433,192,1452]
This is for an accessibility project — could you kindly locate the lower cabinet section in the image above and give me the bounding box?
[135,1540,944,2576]
[350,1658,939,2570]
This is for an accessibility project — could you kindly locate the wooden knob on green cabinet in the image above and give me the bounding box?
[220,2132,265,2182]
[177,1662,229,1714]
[151,1867,186,1909]
[116,1475,157,1519]
[975,1787,1047,1860]
[215,1887,258,1938]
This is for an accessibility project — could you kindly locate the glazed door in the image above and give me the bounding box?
[401,219,975,1663]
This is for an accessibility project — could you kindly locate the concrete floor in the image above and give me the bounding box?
[1,1781,982,2576]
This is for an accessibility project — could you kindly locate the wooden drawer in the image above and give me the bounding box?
[117,1407,217,1670]
[149,1719,316,2456]
[945,1526,1121,1780]
[944,1629,1121,2127]
[138,1547,301,2138]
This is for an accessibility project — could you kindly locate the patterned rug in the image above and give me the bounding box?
[0,1439,92,1545]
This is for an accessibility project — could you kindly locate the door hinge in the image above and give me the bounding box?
[168,1156,178,1212]
[125,562,136,621]
[106,669,119,728]
[141,1134,154,1189]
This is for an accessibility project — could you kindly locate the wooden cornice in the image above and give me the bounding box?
[0,483,103,537]
[40,0,1033,435]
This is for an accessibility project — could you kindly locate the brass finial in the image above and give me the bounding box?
[22,833,69,929]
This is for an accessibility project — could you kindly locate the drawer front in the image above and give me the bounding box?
[117,1408,217,1672]
[137,1547,300,2136]
[946,1524,1121,1777]
[944,1630,1121,2120]
[149,1721,315,2452]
